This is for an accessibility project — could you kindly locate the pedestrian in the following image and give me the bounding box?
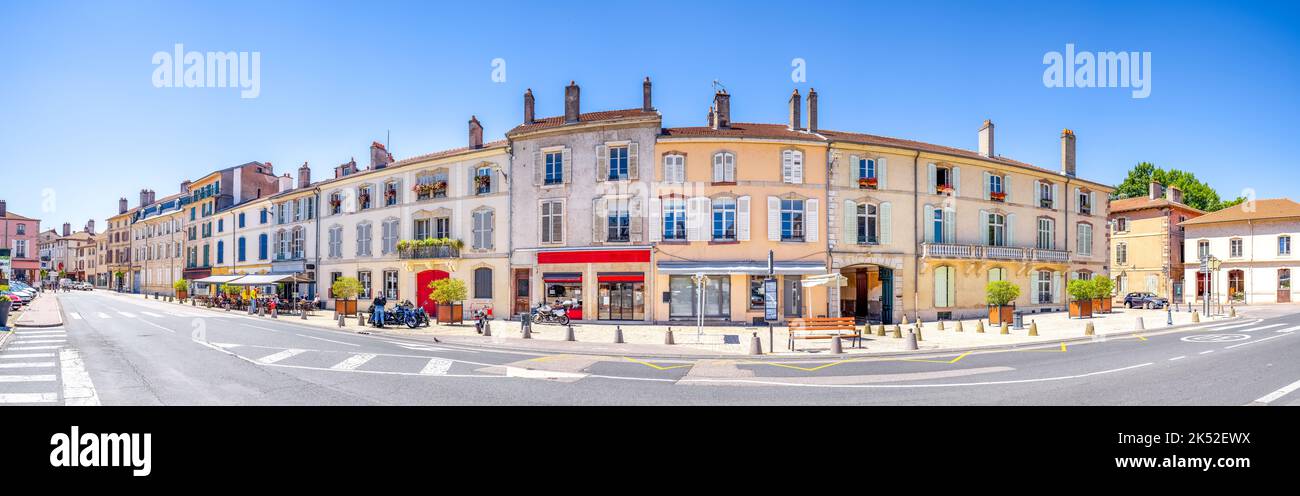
[374,293,387,327]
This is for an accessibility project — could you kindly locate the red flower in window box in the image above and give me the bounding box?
[858,177,878,189]
[990,191,1007,201]
[936,184,955,195]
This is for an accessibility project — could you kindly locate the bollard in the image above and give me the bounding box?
[522,324,533,339]
[614,325,625,344]
[338,314,345,327]
[1135,317,1144,331]
[272,307,278,319]
[1000,322,1009,335]
[830,335,843,354]
[1029,320,1038,337]
[1192,311,1200,323]
[975,320,985,333]
[747,333,763,355]
[915,325,923,342]
[937,321,945,331]
[259,306,265,317]
[1085,322,1095,336]
[559,324,572,341]
[876,324,886,337]
[891,324,902,338]
[904,330,919,350]
[225,303,230,312]
[192,298,196,307]
[301,308,308,320]
[1230,306,1236,317]
[1167,306,1173,326]
[664,327,675,345]
[901,315,909,326]
[482,318,492,336]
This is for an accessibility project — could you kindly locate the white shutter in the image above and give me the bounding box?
[593,197,607,243]
[943,208,955,245]
[927,163,936,193]
[850,155,861,181]
[1003,175,1012,203]
[737,196,751,241]
[686,197,703,242]
[923,205,936,243]
[1052,184,1060,209]
[648,197,662,242]
[725,154,735,183]
[562,148,572,184]
[490,169,499,194]
[629,196,644,242]
[628,142,639,180]
[698,198,712,241]
[982,171,991,200]
[781,152,792,183]
[1089,191,1096,215]
[1073,187,1081,213]
[952,167,961,196]
[596,145,608,182]
[878,157,888,189]
[843,199,857,246]
[1007,213,1016,246]
[713,154,724,182]
[486,211,495,250]
[806,199,819,242]
[1052,271,1063,304]
[980,210,990,245]
[1034,180,1042,205]
[880,201,892,245]
[676,157,686,183]
[767,197,781,241]
[534,150,543,186]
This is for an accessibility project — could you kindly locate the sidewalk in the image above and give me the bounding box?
[12,294,64,328]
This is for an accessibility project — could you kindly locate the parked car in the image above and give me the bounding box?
[1122,292,1168,309]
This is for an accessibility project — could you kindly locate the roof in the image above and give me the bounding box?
[506,108,660,136]
[312,140,509,189]
[1109,196,1205,215]
[1181,198,1300,226]
[0,211,36,221]
[661,122,826,142]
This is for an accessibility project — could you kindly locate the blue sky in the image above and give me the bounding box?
[2,0,1297,230]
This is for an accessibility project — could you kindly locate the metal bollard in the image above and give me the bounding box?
[1135,317,1144,330]
[613,325,624,344]
[904,330,919,350]
[748,333,763,355]
[915,324,924,341]
[522,324,532,339]
[564,324,574,341]
[1167,306,1173,326]
[338,314,345,327]
[830,335,843,354]
[664,327,675,345]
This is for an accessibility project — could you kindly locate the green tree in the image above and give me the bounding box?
[428,278,467,304]
[985,281,1021,306]
[331,277,362,300]
[1112,162,1244,212]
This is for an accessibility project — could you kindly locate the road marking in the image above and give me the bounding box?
[0,374,57,382]
[504,366,587,380]
[14,339,65,344]
[677,362,1154,388]
[1168,356,1186,361]
[257,349,307,364]
[0,362,57,369]
[1224,333,1290,350]
[0,353,56,359]
[7,345,62,351]
[1277,326,1300,333]
[96,312,111,319]
[243,324,281,333]
[1133,334,1148,341]
[901,351,975,364]
[1015,343,1069,353]
[69,312,83,320]
[17,330,65,335]
[1181,334,1249,343]
[622,356,693,370]
[294,334,361,347]
[142,311,164,318]
[1254,377,1300,404]
[1199,350,1214,355]
[59,349,100,406]
[0,393,59,404]
[420,358,453,375]
[330,353,377,371]
[115,311,137,318]
[1207,320,1262,331]
[136,319,176,334]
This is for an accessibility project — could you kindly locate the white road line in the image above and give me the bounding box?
[678,363,1156,388]
[0,362,57,369]
[330,353,377,371]
[0,374,57,382]
[115,311,137,318]
[1199,350,1214,355]
[294,334,361,347]
[257,349,307,364]
[243,324,281,333]
[1207,320,1262,331]
[1277,326,1300,333]
[96,312,111,319]
[17,330,65,335]
[59,349,100,406]
[142,311,164,318]
[1224,333,1290,350]
[1168,356,1186,361]
[0,393,59,404]
[69,312,83,320]
[1239,323,1284,332]
[0,353,57,359]
[420,358,453,375]
[15,339,65,344]
[136,319,176,334]
[1254,377,1300,404]
[7,345,62,351]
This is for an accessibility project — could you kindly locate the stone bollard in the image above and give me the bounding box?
[614,325,625,344]
[937,321,945,331]
[338,314,345,327]
[830,335,843,354]
[259,306,265,317]
[664,327,675,345]
[955,320,964,332]
[748,333,763,355]
[301,308,308,320]
[891,324,902,338]
[1000,322,1009,335]
[975,320,985,333]
[225,303,230,312]
[1192,311,1200,323]
[915,325,924,342]
[1085,322,1095,336]
[522,324,533,339]
[563,324,574,341]
[876,324,886,337]
[904,330,919,350]
[272,307,278,319]
[1135,317,1144,331]
[482,319,491,336]
[1230,306,1236,317]
[192,298,196,306]
[1029,320,1039,336]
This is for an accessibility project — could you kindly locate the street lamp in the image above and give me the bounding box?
[692,273,708,337]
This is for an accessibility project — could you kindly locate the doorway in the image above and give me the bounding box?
[416,269,449,316]
[1280,269,1291,303]
[598,281,644,320]
[513,268,531,316]
[784,275,802,317]
[879,267,893,324]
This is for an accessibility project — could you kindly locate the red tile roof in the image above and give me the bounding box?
[819,129,1053,175]
[661,122,826,142]
[0,211,36,221]
[1181,198,1300,226]
[507,108,659,136]
[1109,196,1205,215]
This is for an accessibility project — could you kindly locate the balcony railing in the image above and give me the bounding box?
[398,245,460,260]
[922,243,1072,263]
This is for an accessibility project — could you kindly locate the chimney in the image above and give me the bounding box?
[370,142,393,170]
[643,77,653,111]
[279,173,293,192]
[1168,184,1183,204]
[118,198,128,214]
[564,81,580,123]
[1148,180,1163,200]
[523,88,535,124]
[711,90,731,130]
[468,116,484,149]
[181,180,191,193]
[788,89,802,131]
[85,219,95,236]
[62,222,71,237]
[1060,129,1076,176]
[0,199,6,217]
[298,162,311,189]
[335,158,358,178]
[806,88,818,133]
[979,120,995,158]
[148,190,156,205]
[139,189,150,207]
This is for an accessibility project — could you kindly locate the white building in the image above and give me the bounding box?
[1182,198,1299,304]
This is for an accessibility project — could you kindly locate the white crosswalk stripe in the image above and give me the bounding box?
[419,358,453,376]
[115,311,137,318]
[17,330,65,335]
[0,393,59,404]
[330,353,377,371]
[15,339,65,344]
[7,345,62,351]
[69,312,83,320]
[0,362,57,369]
[0,375,57,383]
[1278,326,1300,333]
[257,349,307,364]
[142,311,164,318]
[0,353,56,359]
[96,312,111,319]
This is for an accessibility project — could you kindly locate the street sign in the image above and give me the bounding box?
[763,278,778,322]
[0,248,11,280]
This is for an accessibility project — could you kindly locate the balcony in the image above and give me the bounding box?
[397,245,461,260]
[922,243,1072,263]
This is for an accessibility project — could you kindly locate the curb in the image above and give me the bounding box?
[12,295,66,329]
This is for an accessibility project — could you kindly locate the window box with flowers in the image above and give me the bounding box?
[329,196,343,214]
[474,174,492,195]
[858,177,878,190]
[936,184,955,195]
[358,191,372,210]
[384,184,399,206]
[990,191,1007,202]
[413,182,448,199]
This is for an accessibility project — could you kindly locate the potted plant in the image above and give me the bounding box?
[936,184,954,195]
[986,280,1020,325]
[331,277,362,317]
[173,279,189,300]
[1068,279,1093,318]
[990,191,1007,202]
[1090,276,1114,314]
[428,278,466,324]
[858,177,878,189]
[0,284,12,331]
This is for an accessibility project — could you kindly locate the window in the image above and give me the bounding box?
[15,224,24,235]
[989,174,1003,195]
[277,203,289,224]
[669,275,730,319]
[433,217,450,239]
[291,227,305,259]
[1037,218,1054,250]
[1197,240,1210,260]
[384,181,400,206]
[216,241,224,264]
[474,267,493,299]
[934,166,953,193]
[781,150,803,184]
[1077,223,1093,256]
[358,185,373,210]
[1230,238,1243,258]
[1114,217,1128,232]
[931,208,946,243]
[381,219,399,255]
[1281,235,1293,256]
[662,199,687,241]
[356,223,373,256]
[544,152,564,185]
[383,270,399,300]
[607,200,630,242]
[328,227,342,258]
[357,271,372,299]
[238,237,246,262]
[202,245,209,267]
[258,234,269,260]
[14,240,26,258]
[663,154,685,183]
[712,152,735,183]
[329,192,342,215]
[475,167,492,195]
[856,203,878,244]
[934,266,956,308]
[259,209,268,224]
[988,267,1007,283]
[416,171,447,200]
[1037,270,1053,304]
[1039,182,1054,208]
[541,201,563,244]
[749,275,767,310]
[859,158,876,181]
[607,146,629,180]
[1147,274,1160,293]
[472,210,494,250]
[1116,242,1128,265]
[712,198,737,241]
[987,213,1006,246]
[780,199,804,241]
[275,229,289,259]
[1077,190,1091,215]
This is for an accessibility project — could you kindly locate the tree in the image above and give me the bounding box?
[985,281,1021,307]
[1090,276,1115,299]
[1112,162,1244,212]
[331,277,362,301]
[428,278,467,305]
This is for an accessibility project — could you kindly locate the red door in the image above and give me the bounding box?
[416,270,449,315]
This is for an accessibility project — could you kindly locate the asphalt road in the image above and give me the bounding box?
[2,290,1298,405]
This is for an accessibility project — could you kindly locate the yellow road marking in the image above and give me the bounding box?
[1015,343,1069,353]
[747,359,865,372]
[899,351,971,364]
[1134,334,1148,341]
[621,356,693,371]
[526,354,569,362]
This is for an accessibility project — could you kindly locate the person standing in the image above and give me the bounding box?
[373,293,387,328]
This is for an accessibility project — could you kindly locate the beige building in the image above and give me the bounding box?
[133,190,187,296]
[1108,181,1204,303]
[1181,198,1299,304]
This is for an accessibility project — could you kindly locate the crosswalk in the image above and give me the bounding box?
[213,343,460,377]
[68,309,216,321]
[0,329,68,405]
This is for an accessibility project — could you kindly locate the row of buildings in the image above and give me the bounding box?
[64,78,1299,322]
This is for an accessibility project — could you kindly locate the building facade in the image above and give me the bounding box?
[180,162,282,286]
[133,189,187,296]
[1108,181,1204,303]
[106,199,136,291]
[0,199,41,283]
[1181,198,1299,304]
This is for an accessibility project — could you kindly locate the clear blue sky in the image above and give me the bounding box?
[2,0,1297,230]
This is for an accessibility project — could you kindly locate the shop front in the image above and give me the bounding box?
[532,247,652,322]
[654,261,827,324]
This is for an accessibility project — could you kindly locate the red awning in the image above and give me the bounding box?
[542,272,583,283]
[597,273,644,282]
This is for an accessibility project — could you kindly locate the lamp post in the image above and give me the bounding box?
[692,273,708,338]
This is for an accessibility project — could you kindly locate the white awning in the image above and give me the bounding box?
[227,274,295,285]
[193,275,246,284]
[801,273,848,288]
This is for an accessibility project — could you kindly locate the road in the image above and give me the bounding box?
[2,290,1299,405]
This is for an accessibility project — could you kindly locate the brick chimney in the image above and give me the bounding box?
[279,173,293,192]
[1168,184,1183,204]
[370,142,393,170]
[118,198,128,214]
[85,219,95,235]
[1060,129,1076,176]
[979,120,995,158]
[564,81,580,123]
[711,90,731,130]
[0,199,6,217]
[139,189,150,207]
[62,222,71,237]
[181,180,191,193]
[1148,180,1163,200]
[643,77,653,111]
[468,116,484,149]
[788,89,802,131]
[806,88,818,133]
[148,190,156,205]
[298,162,311,189]
[523,88,535,124]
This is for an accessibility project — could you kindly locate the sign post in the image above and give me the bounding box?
[764,250,777,352]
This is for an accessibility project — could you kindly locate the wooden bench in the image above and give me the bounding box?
[787,317,861,350]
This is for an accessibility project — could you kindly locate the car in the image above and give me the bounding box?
[1122,292,1168,309]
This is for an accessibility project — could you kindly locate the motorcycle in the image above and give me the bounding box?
[372,301,428,329]
[531,300,572,326]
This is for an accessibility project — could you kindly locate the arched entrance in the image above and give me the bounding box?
[416,269,449,315]
[838,264,893,324]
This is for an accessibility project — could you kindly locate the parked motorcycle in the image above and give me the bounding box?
[531,300,572,326]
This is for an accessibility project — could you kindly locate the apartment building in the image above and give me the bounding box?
[180,162,281,286]
[1108,181,1204,303]
[132,188,187,296]
[106,199,136,291]
[0,199,41,283]
[210,164,319,299]
[1181,198,1299,304]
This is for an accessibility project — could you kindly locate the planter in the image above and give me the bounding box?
[437,303,464,324]
[1092,298,1112,314]
[0,299,10,329]
[1069,299,1093,318]
[988,304,1015,325]
[177,290,188,301]
[858,178,878,189]
[335,299,357,317]
[990,192,1007,202]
